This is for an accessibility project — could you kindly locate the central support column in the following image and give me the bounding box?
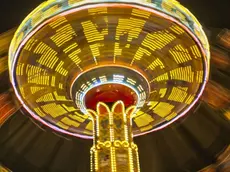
[88,101,140,172]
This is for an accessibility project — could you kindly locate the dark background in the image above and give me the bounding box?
[0,0,230,33]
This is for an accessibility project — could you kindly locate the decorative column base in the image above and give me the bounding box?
[88,101,140,172]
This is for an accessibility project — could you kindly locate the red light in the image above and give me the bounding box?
[84,84,137,110]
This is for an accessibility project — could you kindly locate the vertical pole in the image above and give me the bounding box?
[88,101,140,172]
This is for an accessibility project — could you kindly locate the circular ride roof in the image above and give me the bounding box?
[9,0,210,139]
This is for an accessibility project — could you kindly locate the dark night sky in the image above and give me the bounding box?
[0,0,229,33]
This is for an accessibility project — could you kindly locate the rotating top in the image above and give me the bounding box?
[9,0,210,138]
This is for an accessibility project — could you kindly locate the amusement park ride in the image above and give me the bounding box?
[8,0,210,171]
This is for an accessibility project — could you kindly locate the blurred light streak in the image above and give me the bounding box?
[0,56,8,74]
[224,110,230,120]
[0,29,15,74]
[211,48,230,69]
[0,28,15,56]
[0,92,17,126]
[201,80,230,109]
[218,29,230,49]
[0,164,12,172]
[199,165,216,172]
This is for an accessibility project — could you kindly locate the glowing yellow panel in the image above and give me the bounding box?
[116,18,146,43]
[68,48,81,65]
[147,58,165,70]
[196,71,203,83]
[134,113,154,128]
[165,112,177,121]
[51,76,56,87]
[28,75,50,86]
[168,87,188,103]
[26,64,46,78]
[147,101,158,109]
[34,42,58,69]
[61,117,80,127]
[169,25,185,35]
[142,30,176,51]
[169,45,192,64]
[36,93,54,103]
[34,107,46,117]
[86,121,93,131]
[55,61,68,76]
[75,112,88,119]
[54,91,70,101]
[88,7,107,15]
[140,125,153,132]
[150,72,169,83]
[90,43,102,57]
[81,20,108,43]
[51,24,77,47]
[131,8,151,19]
[125,44,130,48]
[30,86,45,94]
[131,47,151,65]
[153,102,174,118]
[41,103,67,118]
[59,83,64,90]
[19,87,25,99]
[170,66,194,82]
[69,114,86,123]
[159,88,167,98]
[56,121,69,130]
[185,94,195,105]
[23,38,37,51]
[16,63,24,76]
[63,42,78,53]
[49,16,68,28]
[62,104,77,112]
[190,45,202,58]
[114,42,122,63]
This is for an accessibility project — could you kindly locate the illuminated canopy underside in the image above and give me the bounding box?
[10,1,209,138]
